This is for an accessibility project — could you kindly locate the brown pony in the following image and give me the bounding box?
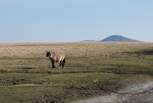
[46,51,66,68]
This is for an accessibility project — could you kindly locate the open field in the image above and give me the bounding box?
[0,42,153,103]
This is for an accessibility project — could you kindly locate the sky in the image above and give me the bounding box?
[0,0,153,42]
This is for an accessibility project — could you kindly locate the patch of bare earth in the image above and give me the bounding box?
[72,77,153,103]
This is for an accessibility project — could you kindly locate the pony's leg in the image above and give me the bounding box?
[51,59,55,68]
[61,59,66,69]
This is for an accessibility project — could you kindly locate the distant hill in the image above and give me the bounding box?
[81,40,98,43]
[101,35,139,42]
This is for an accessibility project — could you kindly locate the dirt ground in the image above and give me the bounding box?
[72,80,153,103]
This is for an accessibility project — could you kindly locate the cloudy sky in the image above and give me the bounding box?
[0,0,153,42]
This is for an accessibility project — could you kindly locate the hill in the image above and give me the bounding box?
[101,35,139,42]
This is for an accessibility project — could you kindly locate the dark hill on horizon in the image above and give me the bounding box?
[101,35,139,42]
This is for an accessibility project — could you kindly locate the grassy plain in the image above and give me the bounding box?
[0,42,153,103]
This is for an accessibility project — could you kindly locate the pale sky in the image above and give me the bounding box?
[0,0,153,42]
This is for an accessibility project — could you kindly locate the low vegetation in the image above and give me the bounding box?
[0,42,153,103]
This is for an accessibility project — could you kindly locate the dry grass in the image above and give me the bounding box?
[0,42,153,103]
[0,42,152,57]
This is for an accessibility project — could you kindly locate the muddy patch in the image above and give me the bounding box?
[72,81,153,103]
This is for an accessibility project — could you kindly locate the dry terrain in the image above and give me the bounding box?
[0,42,153,103]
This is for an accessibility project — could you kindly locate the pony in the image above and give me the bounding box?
[46,51,66,68]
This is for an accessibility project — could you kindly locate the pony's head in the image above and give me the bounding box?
[46,51,51,57]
